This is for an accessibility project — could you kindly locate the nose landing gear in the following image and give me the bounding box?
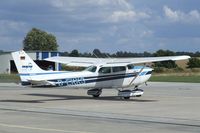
[118,87,144,99]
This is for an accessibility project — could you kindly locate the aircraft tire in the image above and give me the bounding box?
[124,97,130,99]
[92,94,100,98]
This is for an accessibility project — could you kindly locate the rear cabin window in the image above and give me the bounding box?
[98,67,111,74]
[112,66,126,73]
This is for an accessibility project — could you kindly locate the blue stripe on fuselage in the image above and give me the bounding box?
[48,73,137,87]
[19,71,70,76]
[47,71,151,87]
[139,71,152,76]
[145,71,152,75]
[21,81,31,86]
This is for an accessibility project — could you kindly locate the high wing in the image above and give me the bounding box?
[45,55,190,67]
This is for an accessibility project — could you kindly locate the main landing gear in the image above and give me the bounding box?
[87,87,144,99]
[87,88,102,98]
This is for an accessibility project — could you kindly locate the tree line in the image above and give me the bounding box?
[60,49,200,58]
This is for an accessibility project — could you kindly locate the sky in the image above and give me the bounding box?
[0,0,200,53]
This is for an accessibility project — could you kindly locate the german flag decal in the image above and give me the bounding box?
[20,56,25,60]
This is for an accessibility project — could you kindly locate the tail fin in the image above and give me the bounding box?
[11,50,45,85]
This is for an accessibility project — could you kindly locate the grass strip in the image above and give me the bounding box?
[0,74,20,83]
[150,75,200,83]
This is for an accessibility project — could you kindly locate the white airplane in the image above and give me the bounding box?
[12,50,190,99]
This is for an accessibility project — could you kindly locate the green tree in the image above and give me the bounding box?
[187,58,200,68]
[153,49,177,68]
[93,49,102,57]
[23,28,58,51]
[69,49,79,57]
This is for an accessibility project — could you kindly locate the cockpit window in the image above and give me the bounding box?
[85,66,97,72]
[112,66,126,73]
[127,64,134,69]
[98,67,111,74]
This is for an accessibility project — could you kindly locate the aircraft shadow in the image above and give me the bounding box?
[0,93,157,103]
[0,98,68,103]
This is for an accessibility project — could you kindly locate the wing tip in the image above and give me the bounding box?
[172,55,191,61]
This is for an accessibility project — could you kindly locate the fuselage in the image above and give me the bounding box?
[20,65,153,88]
[11,50,190,99]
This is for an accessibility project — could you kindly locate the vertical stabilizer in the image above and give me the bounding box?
[11,50,45,85]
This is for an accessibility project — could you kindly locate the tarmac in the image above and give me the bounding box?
[0,82,199,133]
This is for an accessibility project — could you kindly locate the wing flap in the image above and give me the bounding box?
[45,56,97,67]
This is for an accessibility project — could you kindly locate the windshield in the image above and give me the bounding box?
[84,66,97,72]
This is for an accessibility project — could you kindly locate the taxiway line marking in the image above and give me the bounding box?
[0,123,94,133]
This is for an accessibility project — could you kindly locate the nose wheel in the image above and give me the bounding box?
[124,96,130,99]
[93,94,101,98]
[118,87,144,99]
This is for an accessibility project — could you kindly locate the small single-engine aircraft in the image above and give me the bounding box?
[12,50,190,99]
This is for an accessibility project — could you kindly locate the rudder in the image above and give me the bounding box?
[11,50,45,85]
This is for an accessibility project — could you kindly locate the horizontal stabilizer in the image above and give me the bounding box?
[28,80,54,86]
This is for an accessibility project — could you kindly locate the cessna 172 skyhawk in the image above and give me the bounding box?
[12,50,190,99]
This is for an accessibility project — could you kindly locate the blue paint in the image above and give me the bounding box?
[51,52,58,57]
[36,52,40,60]
[52,77,86,86]
[59,63,62,71]
[22,66,33,69]
[134,66,150,70]
[139,71,147,76]
[21,81,31,86]
[48,73,137,87]
[42,52,49,59]
[19,71,70,76]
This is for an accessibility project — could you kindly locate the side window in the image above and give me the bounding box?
[98,67,111,74]
[112,66,126,73]
[127,64,134,70]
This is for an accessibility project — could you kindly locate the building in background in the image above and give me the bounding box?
[0,51,61,74]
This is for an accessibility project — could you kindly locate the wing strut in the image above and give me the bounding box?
[128,64,146,87]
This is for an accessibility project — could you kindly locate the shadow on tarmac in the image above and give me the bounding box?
[0,93,158,103]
